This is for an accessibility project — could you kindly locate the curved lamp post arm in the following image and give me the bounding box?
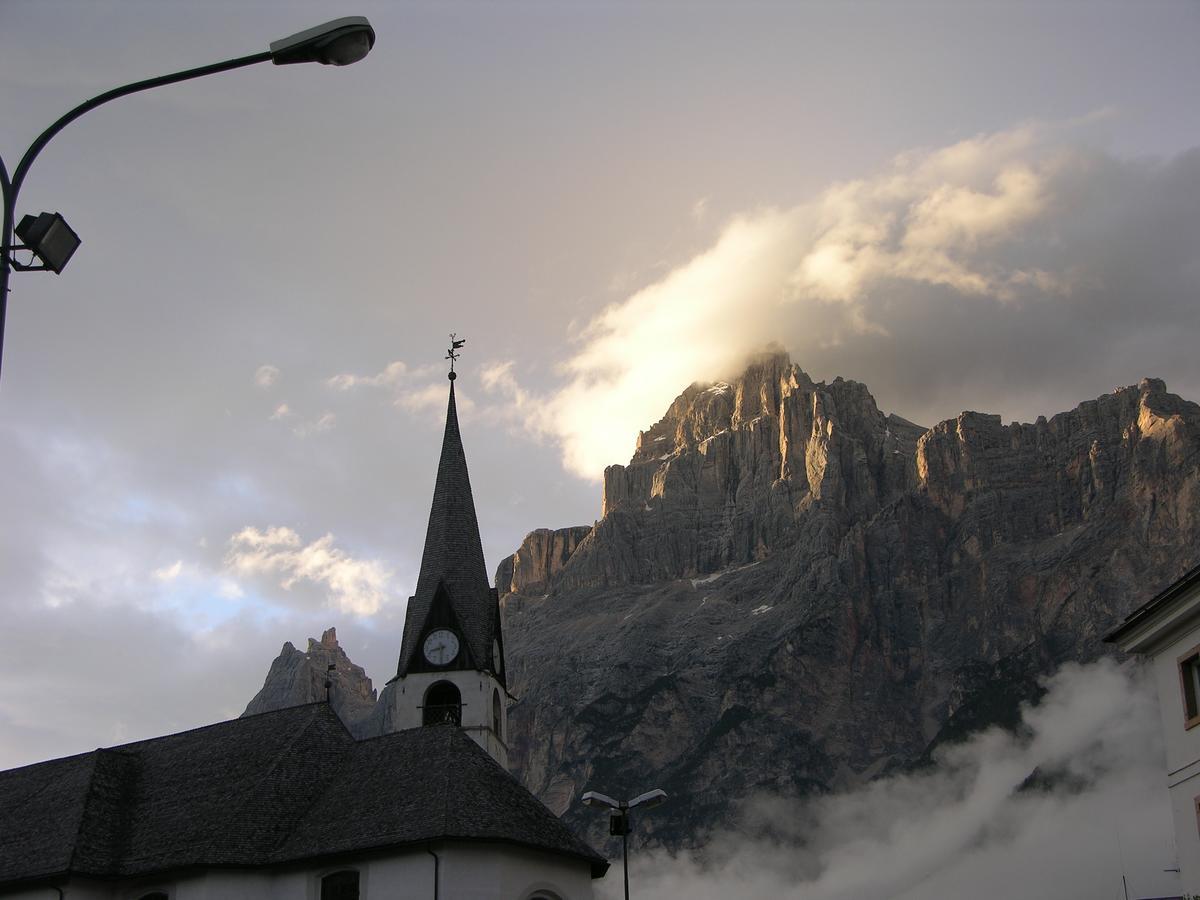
[0,50,271,380]
[7,51,271,200]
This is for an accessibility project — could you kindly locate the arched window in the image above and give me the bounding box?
[321,869,359,900]
[423,681,462,726]
[492,687,503,739]
[527,891,563,900]
[138,893,168,900]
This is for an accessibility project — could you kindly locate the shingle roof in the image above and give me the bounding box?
[394,380,499,680]
[0,704,606,888]
[280,725,606,874]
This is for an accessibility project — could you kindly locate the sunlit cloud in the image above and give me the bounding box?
[488,122,1200,479]
[224,526,393,616]
[481,361,533,414]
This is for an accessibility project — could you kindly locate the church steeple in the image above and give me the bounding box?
[393,375,502,683]
[387,337,508,767]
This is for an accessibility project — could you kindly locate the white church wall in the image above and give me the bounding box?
[5,882,112,900]
[411,842,595,900]
[5,840,596,900]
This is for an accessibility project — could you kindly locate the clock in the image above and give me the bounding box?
[423,629,460,666]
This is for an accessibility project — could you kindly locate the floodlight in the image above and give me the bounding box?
[14,212,81,274]
[270,17,376,66]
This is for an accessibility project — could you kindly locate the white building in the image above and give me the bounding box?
[1107,562,1200,892]
[0,370,608,900]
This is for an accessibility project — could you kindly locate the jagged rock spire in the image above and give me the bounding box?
[394,376,498,680]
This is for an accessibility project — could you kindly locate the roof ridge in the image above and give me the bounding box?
[93,701,330,755]
[199,705,345,859]
[64,750,105,873]
[262,708,386,855]
[0,747,97,775]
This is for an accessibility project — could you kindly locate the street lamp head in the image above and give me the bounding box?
[270,17,375,66]
[629,788,667,810]
[581,790,621,811]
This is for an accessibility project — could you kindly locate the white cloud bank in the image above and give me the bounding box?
[486,122,1200,479]
[224,526,393,616]
[605,660,1177,900]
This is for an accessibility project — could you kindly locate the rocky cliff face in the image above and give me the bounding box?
[243,627,377,736]
[241,351,1200,853]
[496,350,1200,849]
[495,526,593,598]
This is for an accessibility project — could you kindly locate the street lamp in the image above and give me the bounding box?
[582,787,667,900]
[0,16,376,382]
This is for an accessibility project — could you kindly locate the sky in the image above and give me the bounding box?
[1,0,1199,865]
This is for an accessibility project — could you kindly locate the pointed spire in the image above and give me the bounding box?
[394,370,495,680]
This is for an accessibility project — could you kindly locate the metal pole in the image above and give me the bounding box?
[622,814,630,900]
[0,50,272,382]
[1,159,15,382]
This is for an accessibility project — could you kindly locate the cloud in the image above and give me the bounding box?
[254,365,280,388]
[153,560,183,581]
[492,123,1200,479]
[606,660,1178,900]
[327,360,409,391]
[291,412,336,437]
[224,526,393,616]
[327,360,465,417]
[481,361,534,413]
[269,403,291,421]
[395,383,459,415]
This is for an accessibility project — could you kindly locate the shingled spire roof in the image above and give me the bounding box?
[394,376,500,680]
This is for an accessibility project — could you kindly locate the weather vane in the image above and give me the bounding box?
[446,333,466,380]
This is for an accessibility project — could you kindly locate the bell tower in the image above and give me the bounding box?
[386,337,508,768]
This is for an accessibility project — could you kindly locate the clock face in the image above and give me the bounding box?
[423,629,460,666]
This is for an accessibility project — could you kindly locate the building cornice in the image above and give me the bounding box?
[1106,564,1200,654]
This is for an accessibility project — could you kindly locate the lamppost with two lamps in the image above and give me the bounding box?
[582,787,667,900]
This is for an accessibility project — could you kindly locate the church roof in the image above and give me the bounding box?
[0,703,607,889]
[395,379,501,681]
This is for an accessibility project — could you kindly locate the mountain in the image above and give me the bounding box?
[243,628,377,736]
[243,350,1200,851]
[496,349,1200,848]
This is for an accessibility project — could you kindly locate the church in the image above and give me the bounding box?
[0,361,608,900]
